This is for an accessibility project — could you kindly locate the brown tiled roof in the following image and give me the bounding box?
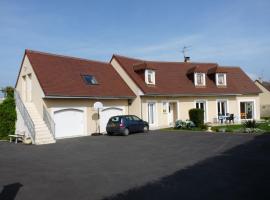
[20,50,135,98]
[112,55,261,95]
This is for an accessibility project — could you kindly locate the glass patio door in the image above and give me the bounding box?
[196,101,206,121]
[240,102,254,119]
[217,100,227,116]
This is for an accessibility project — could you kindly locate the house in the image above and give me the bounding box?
[110,55,261,129]
[255,80,270,117]
[15,49,261,145]
[15,50,135,144]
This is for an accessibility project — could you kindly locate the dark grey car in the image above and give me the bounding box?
[106,115,149,136]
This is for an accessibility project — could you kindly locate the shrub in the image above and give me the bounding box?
[189,108,204,127]
[0,94,16,139]
[199,123,208,130]
[243,120,258,129]
[175,120,195,129]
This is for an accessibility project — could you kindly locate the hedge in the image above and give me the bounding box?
[189,108,204,127]
[0,87,16,139]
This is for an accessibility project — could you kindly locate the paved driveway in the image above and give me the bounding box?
[0,131,270,200]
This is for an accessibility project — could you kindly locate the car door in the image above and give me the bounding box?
[132,116,144,132]
[124,116,134,132]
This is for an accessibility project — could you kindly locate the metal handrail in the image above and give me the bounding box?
[14,90,35,143]
[43,105,55,139]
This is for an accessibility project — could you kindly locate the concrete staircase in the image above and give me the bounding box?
[25,103,56,145]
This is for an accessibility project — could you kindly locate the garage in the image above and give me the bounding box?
[100,107,124,133]
[54,108,86,138]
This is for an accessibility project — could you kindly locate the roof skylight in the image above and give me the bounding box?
[82,75,98,85]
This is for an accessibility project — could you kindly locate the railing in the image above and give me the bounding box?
[14,90,36,143]
[43,105,55,139]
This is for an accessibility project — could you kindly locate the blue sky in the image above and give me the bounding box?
[1,0,270,89]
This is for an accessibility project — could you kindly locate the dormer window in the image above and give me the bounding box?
[194,73,205,86]
[216,73,226,86]
[145,69,155,85]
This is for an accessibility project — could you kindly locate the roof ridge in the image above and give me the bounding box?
[25,49,110,65]
[113,54,218,65]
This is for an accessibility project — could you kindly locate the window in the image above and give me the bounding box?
[82,75,98,85]
[217,100,227,116]
[145,70,155,85]
[216,73,227,86]
[132,116,141,121]
[111,116,120,122]
[162,102,168,113]
[194,73,205,86]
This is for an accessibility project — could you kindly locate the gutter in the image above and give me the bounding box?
[141,93,247,97]
[43,95,136,100]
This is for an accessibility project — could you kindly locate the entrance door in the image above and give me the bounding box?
[22,76,26,101]
[196,101,206,121]
[26,74,32,102]
[168,102,177,126]
[148,102,156,126]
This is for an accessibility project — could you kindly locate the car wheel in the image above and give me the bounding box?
[107,132,113,136]
[143,126,149,133]
[123,128,129,136]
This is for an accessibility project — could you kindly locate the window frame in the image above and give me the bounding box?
[194,73,206,86]
[82,75,98,85]
[216,73,227,86]
[145,69,156,85]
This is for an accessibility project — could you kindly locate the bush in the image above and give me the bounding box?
[0,94,16,139]
[189,108,204,127]
[243,120,258,129]
[199,123,208,130]
[175,120,195,129]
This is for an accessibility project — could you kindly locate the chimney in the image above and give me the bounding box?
[184,56,190,62]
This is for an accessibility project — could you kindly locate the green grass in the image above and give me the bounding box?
[258,123,270,132]
[212,122,270,133]
[161,122,270,134]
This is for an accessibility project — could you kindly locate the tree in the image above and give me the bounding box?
[0,87,16,139]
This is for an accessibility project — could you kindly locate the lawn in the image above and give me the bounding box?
[162,121,270,133]
[212,121,270,133]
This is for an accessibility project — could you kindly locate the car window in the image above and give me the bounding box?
[110,117,120,122]
[125,116,133,121]
[132,116,141,121]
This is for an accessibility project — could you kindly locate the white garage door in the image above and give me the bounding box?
[100,107,123,133]
[54,108,85,138]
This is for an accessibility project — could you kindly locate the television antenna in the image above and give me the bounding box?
[182,46,191,62]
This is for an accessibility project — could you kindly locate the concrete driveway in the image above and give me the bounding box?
[0,131,270,200]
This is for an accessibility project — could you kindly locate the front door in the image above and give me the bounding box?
[168,103,177,126]
[148,102,156,126]
[26,74,32,102]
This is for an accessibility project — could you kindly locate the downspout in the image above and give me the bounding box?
[140,97,143,119]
